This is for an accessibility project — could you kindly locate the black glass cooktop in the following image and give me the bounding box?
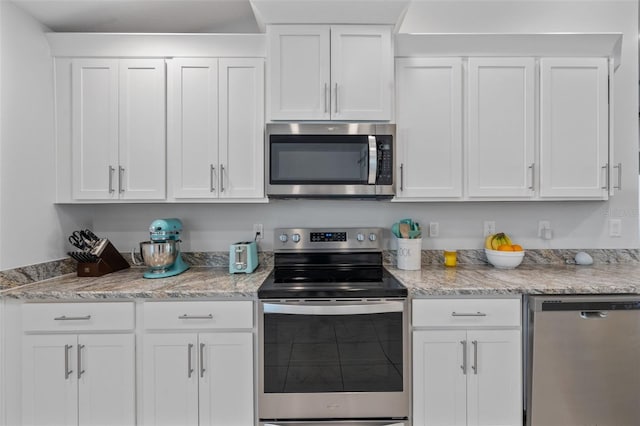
[258,251,407,299]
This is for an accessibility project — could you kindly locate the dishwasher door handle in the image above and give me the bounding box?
[580,311,608,319]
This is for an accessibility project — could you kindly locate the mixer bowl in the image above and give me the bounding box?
[140,241,178,273]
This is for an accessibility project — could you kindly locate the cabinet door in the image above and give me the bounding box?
[268,25,330,120]
[142,333,199,426]
[413,330,467,426]
[77,334,135,426]
[119,59,166,200]
[466,330,522,426]
[22,335,78,426]
[71,59,119,200]
[198,332,254,426]
[467,58,535,198]
[395,58,462,199]
[168,58,220,199]
[219,58,265,199]
[539,58,609,199]
[331,25,392,120]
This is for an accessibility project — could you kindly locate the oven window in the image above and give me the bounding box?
[263,311,403,393]
[270,135,369,184]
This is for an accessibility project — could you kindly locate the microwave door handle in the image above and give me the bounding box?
[368,135,377,184]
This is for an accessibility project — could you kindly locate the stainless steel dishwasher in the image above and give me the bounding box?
[526,295,640,426]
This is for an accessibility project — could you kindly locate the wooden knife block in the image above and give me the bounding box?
[77,239,130,277]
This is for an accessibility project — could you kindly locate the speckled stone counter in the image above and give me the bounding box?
[0,266,270,300]
[387,263,640,296]
[3,262,640,300]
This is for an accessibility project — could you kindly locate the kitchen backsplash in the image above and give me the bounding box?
[2,249,639,291]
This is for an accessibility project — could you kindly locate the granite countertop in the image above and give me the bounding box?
[2,261,640,300]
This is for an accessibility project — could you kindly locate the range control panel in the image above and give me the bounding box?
[275,228,383,251]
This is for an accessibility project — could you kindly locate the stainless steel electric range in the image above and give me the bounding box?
[257,228,409,426]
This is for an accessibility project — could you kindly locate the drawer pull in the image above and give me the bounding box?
[451,312,487,317]
[178,314,213,320]
[55,315,92,321]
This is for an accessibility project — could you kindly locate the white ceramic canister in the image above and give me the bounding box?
[397,237,422,270]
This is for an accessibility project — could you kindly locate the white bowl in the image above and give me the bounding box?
[485,248,525,269]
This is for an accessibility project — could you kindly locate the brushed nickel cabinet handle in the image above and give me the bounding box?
[334,83,338,114]
[178,314,213,320]
[460,340,467,375]
[528,163,535,190]
[118,166,125,193]
[64,344,73,379]
[472,340,478,375]
[614,163,622,190]
[452,312,486,317]
[400,163,404,192]
[187,343,194,378]
[601,164,609,189]
[55,315,91,321]
[324,83,328,113]
[78,344,85,379]
[210,164,216,192]
[220,165,225,193]
[199,343,206,378]
[108,166,115,193]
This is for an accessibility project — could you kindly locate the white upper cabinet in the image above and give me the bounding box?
[71,58,166,201]
[267,25,330,120]
[168,58,220,199]
[168,58,265,201]
[395,58,463,199]
[267,24,392,121]
[71,59,119,200]
[467,58,535,198]
[539,57,609,199]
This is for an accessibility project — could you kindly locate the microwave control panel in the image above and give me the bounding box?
[376,135,393,185]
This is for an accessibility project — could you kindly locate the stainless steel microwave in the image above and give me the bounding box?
[265,123,395,199]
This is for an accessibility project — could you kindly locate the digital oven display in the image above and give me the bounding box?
[310,232,347,242]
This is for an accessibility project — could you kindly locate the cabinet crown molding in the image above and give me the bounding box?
[395,33,623,69]
[46,33,267,58]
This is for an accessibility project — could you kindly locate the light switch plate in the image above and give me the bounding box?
[609,219,622,237]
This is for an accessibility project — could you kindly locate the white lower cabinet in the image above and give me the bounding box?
[21,303,136,426]
[412,298,522,426]
[141,301,254,426]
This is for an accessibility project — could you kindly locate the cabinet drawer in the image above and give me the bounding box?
[22,302,134,332]
[413,298,521,328]
[143,301,253,330]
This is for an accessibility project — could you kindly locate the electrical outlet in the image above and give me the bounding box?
[483,221,496,237]
[429,222,439,237]
[538,221,552,239]
[253,223,264,240]
[609,219,622,237]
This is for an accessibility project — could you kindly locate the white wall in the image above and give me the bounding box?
[4,0,639,269]
[0,2,92,270]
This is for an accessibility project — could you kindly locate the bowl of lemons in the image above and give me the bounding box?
[484,233,524,269]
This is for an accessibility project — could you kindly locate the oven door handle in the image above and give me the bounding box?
[263,301,404,315]
[264,422,406,426]
[368,135,378,184]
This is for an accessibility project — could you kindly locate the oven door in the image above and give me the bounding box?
[258,299,410,421]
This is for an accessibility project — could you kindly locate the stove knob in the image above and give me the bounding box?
[292,233,301,243]
[369,233,377,242]
[356,233,365,242]
[279,233,288,243]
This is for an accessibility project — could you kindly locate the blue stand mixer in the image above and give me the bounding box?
[140,218,189,279]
